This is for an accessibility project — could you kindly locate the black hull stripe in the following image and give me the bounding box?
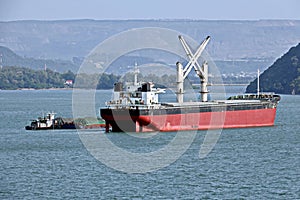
[101,102,277,116]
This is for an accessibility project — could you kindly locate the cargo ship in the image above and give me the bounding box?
[100,36,280,132]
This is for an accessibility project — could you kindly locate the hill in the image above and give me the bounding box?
[0,65,179,90]
[1,19,300,79]
[1,19,299,62]
[246,43,300,94]
[0,46,78,73]
[0,66,72,89]
[0,66,123,90]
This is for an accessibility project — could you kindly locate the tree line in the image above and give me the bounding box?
[0,66,179,90]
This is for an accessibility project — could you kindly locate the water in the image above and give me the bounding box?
[0,90,299,199]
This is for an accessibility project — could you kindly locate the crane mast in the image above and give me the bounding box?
[176,35,210,103]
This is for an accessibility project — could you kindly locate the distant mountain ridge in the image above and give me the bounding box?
[1,19,300,61]
[246,43,300,94]
[0,46,78,72]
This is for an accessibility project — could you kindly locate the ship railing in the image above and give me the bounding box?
[227,93,277,101]
[106,103,161,109]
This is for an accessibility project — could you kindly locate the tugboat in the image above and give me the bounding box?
[100,35,281,132]
[25,112,106,130]
[25,112,60,130]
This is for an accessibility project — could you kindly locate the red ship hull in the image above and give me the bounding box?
[101,107,277,132]
[138,108,276,132]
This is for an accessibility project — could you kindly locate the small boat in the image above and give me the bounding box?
[25,112,58,130]
[25,112,106,130]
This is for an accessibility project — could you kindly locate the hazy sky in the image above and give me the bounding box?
[0,0,299,21]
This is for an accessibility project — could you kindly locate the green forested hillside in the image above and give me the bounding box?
[0,66,178,90]
[0,66,120,90]
[0,66,75,89]
[246,43,300,94]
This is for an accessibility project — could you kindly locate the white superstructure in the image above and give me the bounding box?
[107,65,165,109]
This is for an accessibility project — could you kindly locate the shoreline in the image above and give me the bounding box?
[0,87,114,91]
[18,87,74,91]
[0,88,298,95]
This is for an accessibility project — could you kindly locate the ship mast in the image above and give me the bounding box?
[0,54,3,70]
[177,35,211,103]
[134,62,139,86]
[257,69,260,95]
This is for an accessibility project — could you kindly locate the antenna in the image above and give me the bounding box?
[257,69,260,95]
[134,62,139,86]
[0,54,2,69]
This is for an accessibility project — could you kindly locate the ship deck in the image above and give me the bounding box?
[161,99,263,108]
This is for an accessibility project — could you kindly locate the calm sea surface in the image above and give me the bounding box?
[0,89,299,199]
